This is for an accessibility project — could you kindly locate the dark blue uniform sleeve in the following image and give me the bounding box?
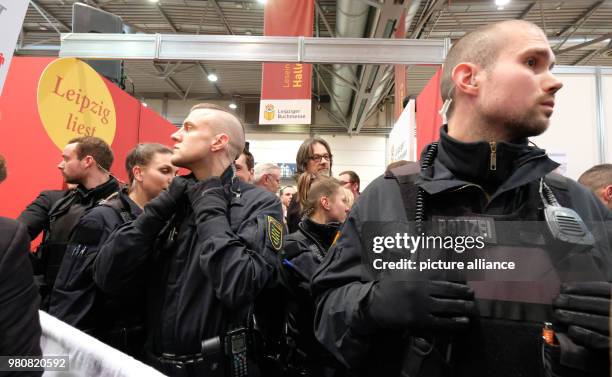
[0,219,42,375]
[17,190,66,240]
[311,204,376,369]
[195,186,283,310]
[93,191,174,294]
[49,206,120,327]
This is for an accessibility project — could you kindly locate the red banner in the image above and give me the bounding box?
[259,0,314,125]
[416,67,443,154]
[0,57,177,219]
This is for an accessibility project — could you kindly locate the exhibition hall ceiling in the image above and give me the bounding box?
[17,0,612,132]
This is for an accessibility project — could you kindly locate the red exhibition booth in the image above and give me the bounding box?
[0,57,178,220]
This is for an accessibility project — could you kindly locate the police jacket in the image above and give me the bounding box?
[94,167,284,357]
[0,218,42,377]
[311,126,612,377]
[48,188,144,353]
[23,177,120,309]
[282,217,343,373]
[18,189,71,240]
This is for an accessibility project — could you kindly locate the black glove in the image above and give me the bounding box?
[364,280,474,332]
[187,177,229,222]
[147,176,190,219]
[553,281,611,352]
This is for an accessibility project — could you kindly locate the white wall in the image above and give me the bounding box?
[603,74,612,164]
[530,72,603,180]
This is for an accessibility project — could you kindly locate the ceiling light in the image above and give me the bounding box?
[229,103,237,109]
[149,0,159,3]
[207,73,218,82]
[258,0,267,4]
[495,0,510,6]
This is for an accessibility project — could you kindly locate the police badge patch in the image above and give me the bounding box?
[267,216,283,251]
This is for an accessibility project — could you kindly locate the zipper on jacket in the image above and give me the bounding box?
[489,141,497,171]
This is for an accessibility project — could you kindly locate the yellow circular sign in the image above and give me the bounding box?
[37,58,116,151]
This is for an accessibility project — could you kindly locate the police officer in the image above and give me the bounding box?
[311,20,612,377]
[95,103,284,376]
[0,155,42,377]
[18,136,119,309]
[281,174,349,376]
[48,143,177,357]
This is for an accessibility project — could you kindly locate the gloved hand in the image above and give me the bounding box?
[187,177,229,222]
[143,175,190,221]
[553,281,611,352]
[364,280,475,332]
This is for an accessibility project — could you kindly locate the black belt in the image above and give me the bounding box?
[147,350,225,377]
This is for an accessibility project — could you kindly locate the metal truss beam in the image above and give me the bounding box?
[518,2,536,20]
[196,63,224,97]
[556,32,612,55]
[554,1,604,51]
[153,63,185,99]
[314,0,335,38]
[60,33,449,65]
[30,0,71,33]
[210,0,235,35]
[157,3,179,33]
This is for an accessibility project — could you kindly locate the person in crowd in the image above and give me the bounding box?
[280,185,297,224]
[340,186,354,210]
[338,170,360,201]
[48,143,177,357]
[254,162,281,194]
[312,20,611,377]
[579,164,612,210]
[0,154,42,377]
[18,183,78,241]
[287,137,333,233]
[94,103,284,376]
[235,147,255,183]
[18,136,119,310]
[281,174,349,377]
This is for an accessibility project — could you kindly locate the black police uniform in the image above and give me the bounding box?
[17,178,120,309]
[48,188,145,357]
[286,196,301,234]
[281,217,346,377]
[311,126,612,377]
[0,218,42,377]
[94,167,284,376]
[18,189,71,240]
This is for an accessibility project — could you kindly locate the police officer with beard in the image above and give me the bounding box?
[95,103,284,376]
[48,143,177,357]
[311,20,612,377]
[18,136,119,309]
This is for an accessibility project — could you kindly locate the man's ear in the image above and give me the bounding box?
[83,155,96,168]
[211,133,230,152]
[602,185,612,203]
[452,62,480,97]
[133,165,143,182]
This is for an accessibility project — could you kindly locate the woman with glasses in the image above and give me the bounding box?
[280,173,349,377]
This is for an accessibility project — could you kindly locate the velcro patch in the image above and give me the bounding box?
[267,216,283,251]
[71,225,104,246]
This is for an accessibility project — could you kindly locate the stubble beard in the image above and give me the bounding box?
[483,105,550,141]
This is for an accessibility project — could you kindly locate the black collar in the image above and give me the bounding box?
[416,126,559,199]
